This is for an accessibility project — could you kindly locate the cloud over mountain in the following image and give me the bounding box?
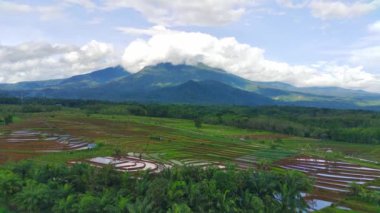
[121,26,380,92]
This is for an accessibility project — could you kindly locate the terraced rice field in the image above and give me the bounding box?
[0,129,94,164]
[278,156,380,194]
[69,155,168,173]
[69,152,226,173]
[274,156,380,211]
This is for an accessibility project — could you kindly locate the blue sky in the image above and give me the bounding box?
[1,0,380,92]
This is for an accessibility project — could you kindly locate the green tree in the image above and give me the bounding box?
[167,203,192,213]
[194,118,202,128]
[13,181,55,212]
[53,195,79,213]
[78,194,102,213]
[126,197,154,213]
[0,170,22,202]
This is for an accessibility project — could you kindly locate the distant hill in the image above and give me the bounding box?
[0,66,130,91]
[1,63,380,110]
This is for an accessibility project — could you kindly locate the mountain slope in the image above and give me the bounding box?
[144,80,273,105]
[59,66,129,87]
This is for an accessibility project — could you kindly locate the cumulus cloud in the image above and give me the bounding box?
[309,0,380,20]
[0,41,118,83]
[121,26,380,92]
[103,0,257,26]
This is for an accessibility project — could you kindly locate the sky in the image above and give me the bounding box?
[1,0,380,92]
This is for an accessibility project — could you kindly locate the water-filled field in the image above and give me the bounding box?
[0,129,94,163]
[278,156,380,193]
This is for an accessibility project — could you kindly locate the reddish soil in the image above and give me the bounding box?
[0,152,41,164]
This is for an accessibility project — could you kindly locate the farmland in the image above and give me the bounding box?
[1,103,380,212]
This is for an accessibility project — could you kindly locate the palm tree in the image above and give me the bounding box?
[126,197,154,213]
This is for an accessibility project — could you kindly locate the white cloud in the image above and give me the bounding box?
[121,26,380,92]
[309,0,380,20]
[0,0,64,20]
[103,0,257,26]
[368,20,380,33]
[0,41,118,83]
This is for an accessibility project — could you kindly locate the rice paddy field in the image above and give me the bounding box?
[1,108,380,212]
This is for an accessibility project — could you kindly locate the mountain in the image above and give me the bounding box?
[144,80,273,105]
[0,66,130,91]
[100,63,256,93]
[1,63,380,110]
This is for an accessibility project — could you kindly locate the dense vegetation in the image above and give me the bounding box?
[0,162,311,213]
[2,97,379,144]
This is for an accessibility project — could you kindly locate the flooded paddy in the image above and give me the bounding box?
[69,155,168,173]
[277,156,380,210]
[278,156,380,193]
[0,129,94,163]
